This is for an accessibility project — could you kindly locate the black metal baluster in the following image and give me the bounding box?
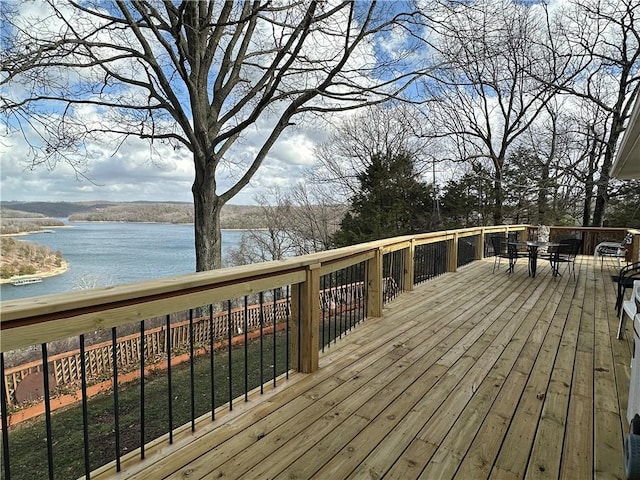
[350,265,355,329]
[339,271,344,339]
[400,250,406,294]
[398,250,402,295]
[327,272,333,347]
[321,275,326,352]
[79,335,91,479]
[209,305,215,420]
[140,320,145,458]
[363,262,368,320]
[1,352,10,480]
[273,290,277,388]
[41,344,54,480]
[189,309,195,432]
[244,296,248,402]
[297,287,302,372]
[333,271,338,342]
[286,285,290,379]
[346,265,351,332]
[227,300,233,410]
[166,314,173,444]
[259,292,264,394]
[111,327,121,471]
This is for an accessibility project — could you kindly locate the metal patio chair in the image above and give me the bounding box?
[491,236,524,274]
[548,238,583,279]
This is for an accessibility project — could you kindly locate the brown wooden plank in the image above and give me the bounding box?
[205,276,510,477]
[592,262,626,479]
[92,256,629,480]
[558,262,594,480]
[489,263,589,480]
[418,271,570,480]
[453,265,576,479]
[344,266,552,479]
[162,284,476,473]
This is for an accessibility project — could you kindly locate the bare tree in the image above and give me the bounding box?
[542,0,640,226]
[227,187,294,265]
[421,0,562,224]
[1,1,431,271]
[287,182,345,254]
[226,183,344,265]
[313,103,435,199]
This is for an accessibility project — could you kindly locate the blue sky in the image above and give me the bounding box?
[0,119,325,205]
[0,1,364,205]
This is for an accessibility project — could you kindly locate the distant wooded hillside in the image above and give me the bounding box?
[0,208,66,235]
[0,237,65,280]
[68,203,266,229]
[0,201,267,229]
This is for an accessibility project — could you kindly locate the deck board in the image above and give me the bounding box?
[105,255,632,480]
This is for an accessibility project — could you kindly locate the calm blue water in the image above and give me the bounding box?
[0,222,244,302]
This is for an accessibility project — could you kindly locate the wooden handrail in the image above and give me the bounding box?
[1,225,634,368]
[1,223,637,480]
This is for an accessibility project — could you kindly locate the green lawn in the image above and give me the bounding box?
[2,332,290,480]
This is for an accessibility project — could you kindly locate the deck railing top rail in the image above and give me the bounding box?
[1,224,636,355]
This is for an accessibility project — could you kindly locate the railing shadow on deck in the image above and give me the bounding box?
[0,225,638,479]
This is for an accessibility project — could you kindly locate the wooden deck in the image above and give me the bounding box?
[107,255,632,480]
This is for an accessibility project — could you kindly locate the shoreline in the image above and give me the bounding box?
[0,225,73,237]
[0,261,69,285]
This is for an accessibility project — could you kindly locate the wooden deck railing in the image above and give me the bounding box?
[0,224,637,480]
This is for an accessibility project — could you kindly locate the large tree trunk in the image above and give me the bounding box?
[592,133,621,227]
[537,164,550,224]
[582,178,593,227]
[592,173,609,227]
[493,174,503,225]
[192,163,223,272]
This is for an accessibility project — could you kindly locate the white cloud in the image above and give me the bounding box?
[1,1,419,206]
[0,112,332,204]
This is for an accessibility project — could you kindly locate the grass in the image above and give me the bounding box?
[2,332,290,480]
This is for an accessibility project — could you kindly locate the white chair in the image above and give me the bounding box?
[595,232,633,268]
[618,280,640,339]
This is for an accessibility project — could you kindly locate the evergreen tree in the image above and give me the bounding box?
[605,180,640,228]
[440,165,495,228]
[333,153,432,247]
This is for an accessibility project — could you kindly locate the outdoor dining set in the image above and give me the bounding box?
[491,235,582,279]
[492,231,635,281]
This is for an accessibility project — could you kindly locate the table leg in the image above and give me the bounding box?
[529,247,538,277]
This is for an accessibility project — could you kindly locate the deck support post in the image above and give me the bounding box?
[630,231,640,263]
[477,230,485,261]
[404,240,415,292]
[367,248,383,318]
[291,263,321,373]
[447,234,458,273]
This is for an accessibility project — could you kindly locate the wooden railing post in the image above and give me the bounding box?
[631,231,640,263]
[477,229,486,260]
[447,233,458,272]
[367,248,383,318]
[291,263,321,373]
[404,240,415,292]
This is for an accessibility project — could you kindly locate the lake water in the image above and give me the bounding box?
[0,222,244,302]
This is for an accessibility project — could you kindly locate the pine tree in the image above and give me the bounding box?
[333,153,432,247]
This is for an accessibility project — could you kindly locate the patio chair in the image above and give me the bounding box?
[616,279,640,339]
[491,236,524,274]
[615,262,640,317]
[595,232,633,268]
[548,238,583,279]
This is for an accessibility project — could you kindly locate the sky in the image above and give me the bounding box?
[0,120,326,205]
[0,1,371,206]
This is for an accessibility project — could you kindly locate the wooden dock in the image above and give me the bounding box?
[103,255,631,479]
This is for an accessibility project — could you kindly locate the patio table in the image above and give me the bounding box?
[510,241,559,278]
